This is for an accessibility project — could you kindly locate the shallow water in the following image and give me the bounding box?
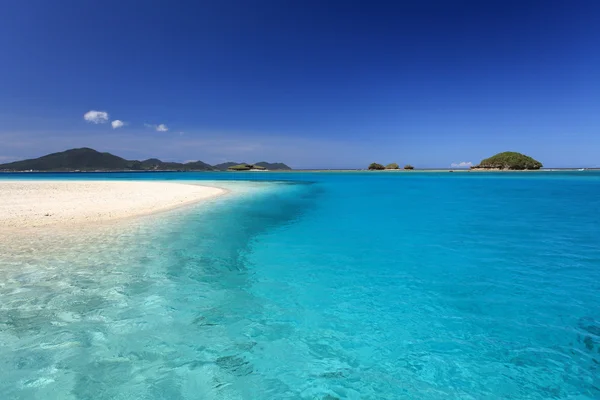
[1,172,600,399]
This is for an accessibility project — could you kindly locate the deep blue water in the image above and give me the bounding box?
[1,171,600,399]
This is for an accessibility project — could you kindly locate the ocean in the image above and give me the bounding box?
[1,171,599,399]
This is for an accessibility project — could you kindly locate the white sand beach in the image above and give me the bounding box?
[0,180,226,230]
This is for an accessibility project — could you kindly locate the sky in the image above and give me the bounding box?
[1,0,599,168]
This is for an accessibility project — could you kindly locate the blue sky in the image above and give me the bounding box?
[1,0,599,168]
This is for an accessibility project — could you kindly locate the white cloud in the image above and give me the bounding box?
[145,123,169,132]
[83,110,109,124]
[111,120,125,129]
[451,161,473,168]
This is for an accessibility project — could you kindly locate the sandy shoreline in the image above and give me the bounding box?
[0,180,226,230]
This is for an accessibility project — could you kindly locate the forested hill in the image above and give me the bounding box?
[0,148,291,171]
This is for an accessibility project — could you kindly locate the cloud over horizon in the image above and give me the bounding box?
[111,120,125,129]
[144,123,169,132]
[83,110,109,124]
[451,161,473,168]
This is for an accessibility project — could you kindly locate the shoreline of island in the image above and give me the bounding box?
[1,148,597,173]
[0,180,227,231]
[0,167,596,175]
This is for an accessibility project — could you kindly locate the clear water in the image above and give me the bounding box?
[1,172,600,399]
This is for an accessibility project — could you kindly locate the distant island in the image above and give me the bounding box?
[471,152,542,170]
[368,162,415,170]
[365,153,545,171]
[368,163,385,170]
[0,148,292,172]
[214,162,292,171]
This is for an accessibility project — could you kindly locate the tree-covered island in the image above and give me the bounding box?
[471,152,542,170]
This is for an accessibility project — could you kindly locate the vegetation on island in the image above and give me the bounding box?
[226,164,253,171]
[472,152,542,170]
[0,148,151,172]
[369,162,415,170]
[215,161,291,171]
[0,148,292,172]
[212,162,239,170]
[138,158,214,171]
[227,163,267,171]
[368,163,385,170]
[248,164,267,170]
[0,148,546,173]
[254,162,291,170]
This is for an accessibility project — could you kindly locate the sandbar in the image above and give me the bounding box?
[0,180,226,230]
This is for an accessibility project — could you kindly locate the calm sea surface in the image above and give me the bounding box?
[1,171,599,399]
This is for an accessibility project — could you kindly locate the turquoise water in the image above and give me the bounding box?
[1,172,600,399]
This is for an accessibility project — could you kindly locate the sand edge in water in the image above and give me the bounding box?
[0,180,226,230]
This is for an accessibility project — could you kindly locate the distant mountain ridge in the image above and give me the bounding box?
[0,148,291,172]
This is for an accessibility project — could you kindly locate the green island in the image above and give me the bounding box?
[368,163,385,170]
[471,152,542,170]
[0,148,292,172]
[366,153,544,171]
[226,163,266,171]
[0,148,547,173]
[368,162,415,170]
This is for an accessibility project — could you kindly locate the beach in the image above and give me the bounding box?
[0,180,225,230]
